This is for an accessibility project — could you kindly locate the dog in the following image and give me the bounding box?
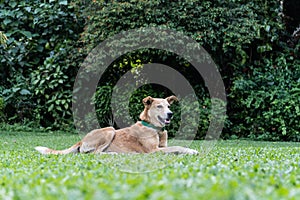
[35,96,198,155]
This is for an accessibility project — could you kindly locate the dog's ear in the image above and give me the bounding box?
[142,96,154,107]
[140,96,153,121]
[166,96,178,105]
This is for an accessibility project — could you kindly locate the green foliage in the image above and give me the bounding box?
[1,131,300,199]
[2,84,33,122]
[30,40,76,129]
[230,54,300,141]
[94,85,176,132]
[0,0,299,140]
[0,31,8,47]
[0,0,85,128]
[0,96,5,122]
[81,0,298,140]
[94,84,212,139]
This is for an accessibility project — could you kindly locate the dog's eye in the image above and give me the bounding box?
[157,105,163,108]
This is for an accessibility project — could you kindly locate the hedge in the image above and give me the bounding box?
[78,0,299,141]
[0,0,299,141]
[0,0,85,128]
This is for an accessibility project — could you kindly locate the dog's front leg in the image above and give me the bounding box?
[158,130,168,147]
[157,146,198,155]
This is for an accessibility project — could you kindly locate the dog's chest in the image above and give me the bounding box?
[138,129,160,149]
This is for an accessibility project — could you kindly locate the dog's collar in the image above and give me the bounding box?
[141,120,165,131]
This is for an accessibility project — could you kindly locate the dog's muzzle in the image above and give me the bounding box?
[158,112,173,125]
[167,112,173,119]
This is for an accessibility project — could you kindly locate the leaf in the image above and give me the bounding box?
[48,104,54,111]
[3,19,12,25]
[8,1,17,8]
[25,7,32,12]
[12,87,21,93]
[19,89,31,95]
[59,0,68,5]
[64,103,69,110]
[20,30,33,39]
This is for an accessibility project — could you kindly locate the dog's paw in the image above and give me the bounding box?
[185,148,199,155]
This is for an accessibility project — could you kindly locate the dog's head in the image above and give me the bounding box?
[139,96,178,128]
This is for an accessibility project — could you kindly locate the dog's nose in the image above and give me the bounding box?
[167,112,173,119]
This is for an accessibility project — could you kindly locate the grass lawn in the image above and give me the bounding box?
[0,131,299,200]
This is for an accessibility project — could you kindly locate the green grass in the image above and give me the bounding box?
[0,131,300,200]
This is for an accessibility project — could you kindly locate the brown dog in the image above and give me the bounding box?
[35,96,198,155]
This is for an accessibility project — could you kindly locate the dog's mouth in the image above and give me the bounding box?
[158,116,171,125]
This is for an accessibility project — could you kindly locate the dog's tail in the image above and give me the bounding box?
[35,142,82,155]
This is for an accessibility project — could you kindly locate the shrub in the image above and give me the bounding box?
[1,0,298,141]
[0,0,85,128]
[0,96,5,122]
[81,0,298,140]
[94,84,212,139]
[230,53,300,141]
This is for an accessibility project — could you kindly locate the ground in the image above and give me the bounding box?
[0,131,299,199]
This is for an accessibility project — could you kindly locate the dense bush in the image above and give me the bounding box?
[94,84,212,139]
[230,54,300,141]
[1,0,299,141]
[0,0,85,128]
[80,0,299,140]
[0,96,5,122]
